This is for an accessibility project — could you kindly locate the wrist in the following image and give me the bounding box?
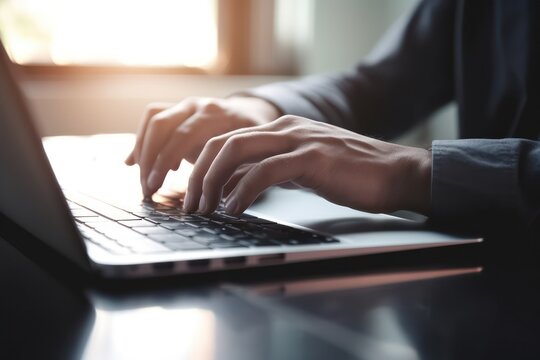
[227,96,282,126]
[399,146,432,215]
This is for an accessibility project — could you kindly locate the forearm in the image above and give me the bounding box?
[244,0,456,139]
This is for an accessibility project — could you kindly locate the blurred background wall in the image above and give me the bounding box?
[4,0,457,144]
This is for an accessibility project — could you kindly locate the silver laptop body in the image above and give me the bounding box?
[0,41,481,278]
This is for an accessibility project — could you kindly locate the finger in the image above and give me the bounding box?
[125,102,173,165]
[224,153,304,215]
[223,164,253,198]
[146,126,199,195]
[182,119,284,212]
[138,117,176,196]
[125,152,136,166]
[186,131,291,214]
[139,104,196,195]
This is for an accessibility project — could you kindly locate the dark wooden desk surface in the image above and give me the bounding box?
[1,213,539,360]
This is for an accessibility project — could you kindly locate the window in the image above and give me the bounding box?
[0,0,218,70]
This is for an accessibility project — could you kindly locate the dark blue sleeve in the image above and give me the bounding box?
[245,0,456,139]
[431,139,540,226]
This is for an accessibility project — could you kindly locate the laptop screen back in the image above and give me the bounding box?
[0,41,89,269]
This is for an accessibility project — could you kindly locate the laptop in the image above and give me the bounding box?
[0,40,481,278]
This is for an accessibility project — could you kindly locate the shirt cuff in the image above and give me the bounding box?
[430,139,521,223]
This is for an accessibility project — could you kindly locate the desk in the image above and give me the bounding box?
[2,223,540,359]
[2,135,540,359]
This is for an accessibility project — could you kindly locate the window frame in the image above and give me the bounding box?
[6,0,255,76]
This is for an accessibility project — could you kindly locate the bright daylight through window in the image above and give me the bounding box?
[0,0,218,68]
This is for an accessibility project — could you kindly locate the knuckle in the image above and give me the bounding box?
[173,125,191,138]
[205,136,224,151]
[281,125,303,139]
[149,113,169,127]
[303,145,324,161]
[224,134,247,152]
[253,158,274,178]
[199,99,223,114]
[144,103,164,115]
[276,115,301,127]
[182,96,197,105]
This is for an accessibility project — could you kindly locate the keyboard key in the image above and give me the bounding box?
[131,211,158,217]
[149,233,194,243]
[194,221,213,227]
[90,206,139,221]
[116,236,169,252]
[208,241,247,249]
[119,219,157,228]
[171,215,209,222]
[159,221,193,230]
[187,222,208,230]
[68,194,140,221]
[79,226,132,255]
[129,241,171,254]
[91,222,139,239]
[145,215,173,223]
[86,238,132,255]
[216,212,241,220]
[200,227,219,235]
[174,228,198,237]
[218,234,237,241]
[238,239,281,247]
[71,208,98,217]
[192,233,221,244]
[133,226,173,235]
[78,216,109,224]
[156,208,185,216]
[215,226,248,237]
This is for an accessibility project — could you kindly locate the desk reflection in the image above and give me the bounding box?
[226,267,481,360]
[81,266,480,360]
[84,306,215,360]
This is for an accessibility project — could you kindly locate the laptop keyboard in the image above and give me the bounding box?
[68,194,339,255]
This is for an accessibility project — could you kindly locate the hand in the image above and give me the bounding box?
[183,115,432,215]
[125,96,281,197]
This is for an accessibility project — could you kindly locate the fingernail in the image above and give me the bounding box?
[183,191,193,212]
[125,156,133,165]
[147,170,160,193]
[198,194,207,213]
[225,197,238,215]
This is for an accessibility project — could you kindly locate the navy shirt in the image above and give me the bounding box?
[247,0,540,226]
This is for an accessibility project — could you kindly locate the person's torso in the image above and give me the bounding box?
[456,0,539,140]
